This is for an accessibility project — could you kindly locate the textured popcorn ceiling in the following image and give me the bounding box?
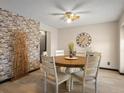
[0,0,124,28]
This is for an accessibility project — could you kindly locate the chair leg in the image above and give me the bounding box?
[95,79,97,93]
[82,79,85,93]
[56,84,58,93]
[66,80,71,91]
[44,72,47,93]
[71,78,74,90]
[68,79,71,92]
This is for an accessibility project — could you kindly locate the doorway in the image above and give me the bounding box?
[40,31,47,62]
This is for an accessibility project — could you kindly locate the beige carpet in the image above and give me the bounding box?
[0,69,124,93]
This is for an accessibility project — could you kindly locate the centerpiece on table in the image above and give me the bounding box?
[68,42,76,58]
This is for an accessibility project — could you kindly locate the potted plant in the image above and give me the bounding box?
[68,42,75,57]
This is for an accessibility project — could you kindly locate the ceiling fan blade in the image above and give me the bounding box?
[60,16,65,20]
[72,1,88,11]
[76,11,91,14]
[54,2,65,12]
[50,13,64,16]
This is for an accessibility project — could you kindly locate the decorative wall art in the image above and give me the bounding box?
[76,32,92,48]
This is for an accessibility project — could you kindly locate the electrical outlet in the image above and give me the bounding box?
[107,62,110,66]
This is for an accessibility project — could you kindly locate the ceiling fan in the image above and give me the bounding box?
[51,11,90,23]
[64,12,80,23]
[50,1,91,23]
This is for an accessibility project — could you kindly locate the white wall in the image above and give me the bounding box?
[119,13,124,73]
[119,13,124,27]
[58,22,119,69]
[120,26,124,73]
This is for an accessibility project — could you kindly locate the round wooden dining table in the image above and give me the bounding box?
[55,56,86,68]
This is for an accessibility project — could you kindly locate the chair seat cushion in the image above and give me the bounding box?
[57,72,71,84]
[72,71,96,81]
[47,72,70,85]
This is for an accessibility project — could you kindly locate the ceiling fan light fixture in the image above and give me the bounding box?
[67,18,72,23]
[71,13,74,17]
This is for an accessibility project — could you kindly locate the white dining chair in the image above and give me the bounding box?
[55,50,64,56]
[76,51,86,57]
[42,51,48,56]
[41,55,71,93]
[71,52,101,93]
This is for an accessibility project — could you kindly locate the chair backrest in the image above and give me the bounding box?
[55,50,64,56]
[42,51,48,56]
[85,52,101,77]
[76,51,86,57]
[41,55,57,80]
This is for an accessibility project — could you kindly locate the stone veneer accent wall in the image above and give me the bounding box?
[0,8,41,82]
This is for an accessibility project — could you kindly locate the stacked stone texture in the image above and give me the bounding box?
[0,8,41,82]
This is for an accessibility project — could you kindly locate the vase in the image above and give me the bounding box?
[69,51,76,58]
